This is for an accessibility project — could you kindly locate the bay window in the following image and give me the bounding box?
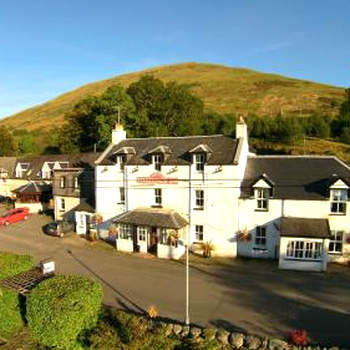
[286,240,322,260]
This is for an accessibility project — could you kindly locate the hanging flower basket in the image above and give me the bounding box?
[108,224,118,236]
[238,229,251,242]
[93,214,103,224]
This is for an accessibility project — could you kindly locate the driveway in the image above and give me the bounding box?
[0,214,349,347]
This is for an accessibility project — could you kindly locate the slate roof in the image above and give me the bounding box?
[241,156,350,200]
[114,208,188,229]
[13,152,101,180]
[72,201,95,213]
[98,135,240,166]
[12,182,52,194]
[280,217,331,239]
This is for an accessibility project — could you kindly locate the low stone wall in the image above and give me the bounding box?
[151,321,343,350]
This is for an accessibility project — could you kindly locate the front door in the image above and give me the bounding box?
[148,227,158,254]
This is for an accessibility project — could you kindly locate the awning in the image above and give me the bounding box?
[280,217,331,239]
[114,208,188,229]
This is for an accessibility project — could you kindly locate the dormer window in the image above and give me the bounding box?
[330,189,347,214]
[153,154,163,171]
[255,188,269,211]
[195,153,205,171]
[60,176,66,189]
[117,155,127,170]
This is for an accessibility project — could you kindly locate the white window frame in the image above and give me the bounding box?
[154,188,162,206]
[330,189,347,214]
[194,153,205,171]
[74,176,79,189]
[60,198,65,211]
[60,176,66,189]
[255,226,267,246]
[137,226,148,241]
[119,224,132,240]
[119,187,125,204]
[79,213,85,226]
[195,225,204,241]
[329,230,343,254]
[195,190,204,210]
[159,228,168,245]
[286,240,323,261]
[153,154,163,171]
[255,188,269,211]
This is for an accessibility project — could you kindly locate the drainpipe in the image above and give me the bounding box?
[186,163,192,325]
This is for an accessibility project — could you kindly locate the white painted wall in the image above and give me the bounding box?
[158,242,185,260]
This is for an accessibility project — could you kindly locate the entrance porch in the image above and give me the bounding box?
[114,208,188,260]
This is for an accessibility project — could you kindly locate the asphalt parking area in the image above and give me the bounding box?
[0,214,350,347]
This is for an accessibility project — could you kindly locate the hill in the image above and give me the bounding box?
[0,62,345,136]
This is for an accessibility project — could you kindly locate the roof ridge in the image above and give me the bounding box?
[249,155,338,159]
[121,134,227,141]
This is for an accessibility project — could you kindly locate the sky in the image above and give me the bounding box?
[0,0,349,118]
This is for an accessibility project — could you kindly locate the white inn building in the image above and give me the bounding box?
[95,120,350,271]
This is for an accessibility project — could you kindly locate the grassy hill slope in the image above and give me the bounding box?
[0,62,345,134]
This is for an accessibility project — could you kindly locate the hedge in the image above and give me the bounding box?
[27,275,103,349]
[0,252,34,280]
[0,252,33,338]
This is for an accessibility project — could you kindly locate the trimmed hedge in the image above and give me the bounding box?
[0,289,25,338]
[27,275,103,349]
[0,252,34,280]
[0,252,33,338]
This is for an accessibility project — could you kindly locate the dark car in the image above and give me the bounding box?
[44,221,75,238]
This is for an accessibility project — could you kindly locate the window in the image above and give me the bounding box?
[286,240,322,260]
[137,226,148,241]
[59,198,65,211]
[117,155,127,170]
[195,225,204,241]
[330,189,347,214]
[119,187,125,204]
[255,226,267,246]
[255,188,269,210]
[195,190,204,210]
[329,231,343,254]
[154,188,162,206]
[159,228,168,245]
[74,176,79,189]
[119,224,132,239]
[60,176,66,189]
[79,213,85,226]
[195,154,205,171]
[153,154,163,171]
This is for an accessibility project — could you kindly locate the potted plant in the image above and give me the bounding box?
[199,241,216,258]
[167,230,179,247]
[108,224,118,237]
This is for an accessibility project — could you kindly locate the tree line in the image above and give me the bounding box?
[0,77,349,156]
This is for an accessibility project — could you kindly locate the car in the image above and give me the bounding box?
[44,220,75,238]
[0,207,29,226]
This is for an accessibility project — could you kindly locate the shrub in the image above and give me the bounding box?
[0,252,33,280]
[27,275,103,349]
[0,288,25,338]
[288,329,309,346]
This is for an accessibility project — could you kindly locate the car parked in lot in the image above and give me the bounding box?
[44,220,75,238]
[0,207,29,226]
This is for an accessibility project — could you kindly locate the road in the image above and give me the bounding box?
[0,214,349,347]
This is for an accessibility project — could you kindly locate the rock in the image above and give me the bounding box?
[269,338,289,350]
[173,324,182,335]
[163,323,173,337]
[190,327,202,338]
[230,332,245,348]
[246,335,262,350]
[181,325,190,338]
[216,329,230,345]
[202,328,217,341]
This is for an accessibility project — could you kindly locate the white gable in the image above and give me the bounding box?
[330,179,349,189]
[253,178,271,189]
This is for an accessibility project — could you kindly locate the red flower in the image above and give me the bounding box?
[288,329,309,346]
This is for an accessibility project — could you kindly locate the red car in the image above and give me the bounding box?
[0,208,29,226]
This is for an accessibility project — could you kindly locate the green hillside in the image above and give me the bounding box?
[0,62,345,135]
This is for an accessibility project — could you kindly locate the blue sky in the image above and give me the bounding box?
[1,0,349,118]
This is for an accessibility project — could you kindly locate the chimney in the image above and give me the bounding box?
[112,123,126,144]
[236,115,247,140]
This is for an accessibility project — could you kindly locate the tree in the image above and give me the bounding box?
[57,85,137,153]
[0,127,17,156]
